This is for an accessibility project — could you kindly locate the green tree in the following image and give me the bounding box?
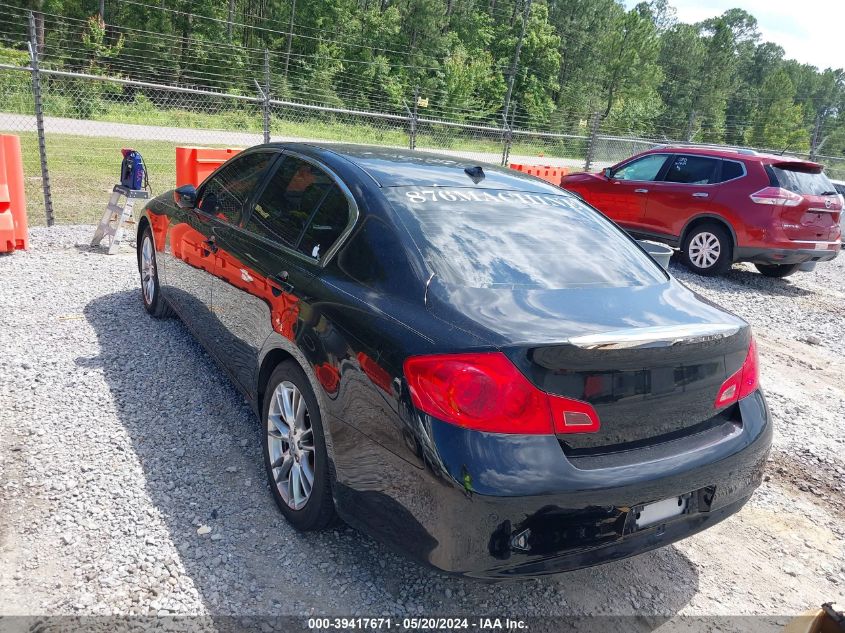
[595,4,662,125]
[654,23,706,139]
[81,14,124,74]
[747,69,809,151]
[2,0,843,149]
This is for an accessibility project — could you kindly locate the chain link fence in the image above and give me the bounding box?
[415,119,510,165]
[0,63,42,223]
[1,11,844,226]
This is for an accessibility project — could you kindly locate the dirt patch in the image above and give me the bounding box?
[768,451,845,521]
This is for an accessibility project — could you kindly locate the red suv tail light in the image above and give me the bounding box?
[749,187,803,207]
[403,352,600,435]
[714,337,759,408]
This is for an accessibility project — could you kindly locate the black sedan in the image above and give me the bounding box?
[137,144,771,578]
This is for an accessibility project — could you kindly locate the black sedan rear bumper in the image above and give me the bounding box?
[735,245,840,265]
[480,494,750,578]
[329,391,771,579]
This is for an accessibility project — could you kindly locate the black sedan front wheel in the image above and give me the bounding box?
[262,362,336,531]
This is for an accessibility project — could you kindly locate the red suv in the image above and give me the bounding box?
[561,146,842,276]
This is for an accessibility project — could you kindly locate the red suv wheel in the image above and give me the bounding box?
[681,223,733,276]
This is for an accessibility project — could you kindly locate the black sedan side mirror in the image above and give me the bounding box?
[603,167,613,179]
[173,184,198,209]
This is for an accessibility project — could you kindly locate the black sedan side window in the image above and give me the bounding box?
[246,157,332,248]
[246,157,350,262]
[197,151,273,223]
[298,186,350,261]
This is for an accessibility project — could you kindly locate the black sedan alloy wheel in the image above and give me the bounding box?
[261,362,335,531]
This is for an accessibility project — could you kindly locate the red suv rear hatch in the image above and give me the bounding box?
[755,161,842,242]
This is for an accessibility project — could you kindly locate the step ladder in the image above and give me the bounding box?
[91,185,149,255]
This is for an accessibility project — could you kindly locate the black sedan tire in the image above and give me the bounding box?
[755,263,801,278]
[138,226,175,318]
[262,361,336,531]
[681,223,733,276]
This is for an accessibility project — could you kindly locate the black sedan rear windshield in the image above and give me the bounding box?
[385,187,666,289]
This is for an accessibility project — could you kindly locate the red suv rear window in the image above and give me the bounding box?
[768,165,835,195]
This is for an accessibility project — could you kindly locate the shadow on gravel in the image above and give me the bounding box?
[670,264,815,298]
[82,289,700,623]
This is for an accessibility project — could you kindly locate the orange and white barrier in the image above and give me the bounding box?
[0,134,28,252]
[509,163,569,187]
[175,146,243,188]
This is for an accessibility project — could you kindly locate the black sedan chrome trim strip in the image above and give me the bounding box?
[566,323,742,349]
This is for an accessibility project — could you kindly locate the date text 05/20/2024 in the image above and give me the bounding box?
[307,617,528,630]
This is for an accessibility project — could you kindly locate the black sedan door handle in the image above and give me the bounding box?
[202,236,218,254]
[270,271,294,296]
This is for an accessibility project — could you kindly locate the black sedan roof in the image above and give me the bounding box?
[268,142,564,193]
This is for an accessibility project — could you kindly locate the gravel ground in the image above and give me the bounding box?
[1,226,843,623]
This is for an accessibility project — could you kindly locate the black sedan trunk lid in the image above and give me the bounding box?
[426,279,750,451]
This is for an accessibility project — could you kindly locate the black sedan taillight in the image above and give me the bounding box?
[714,337,759,408]
[403,352,600,435]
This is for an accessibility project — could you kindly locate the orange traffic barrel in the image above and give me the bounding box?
[0,134,27,252]
[175,146,243,187]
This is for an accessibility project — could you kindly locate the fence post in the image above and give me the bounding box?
[584,111,601,172]
[502,0,531,125]
[28,11,54,227]
[262,49,271,144]
[410,86,419,151]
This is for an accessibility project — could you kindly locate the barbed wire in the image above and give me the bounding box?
[5,0,840,129]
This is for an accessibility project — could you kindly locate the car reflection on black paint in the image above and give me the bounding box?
[137,143,771,578]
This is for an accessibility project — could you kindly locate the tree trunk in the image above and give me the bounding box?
[283,0,296,78]
[227,0,235,41]
[441,0,454,33]
[602,26,631,120]
[178,10,192,82]
[33,0,45,57]
[555,45,571,106]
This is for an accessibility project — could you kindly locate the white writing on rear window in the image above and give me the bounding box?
[404,189,579,209]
